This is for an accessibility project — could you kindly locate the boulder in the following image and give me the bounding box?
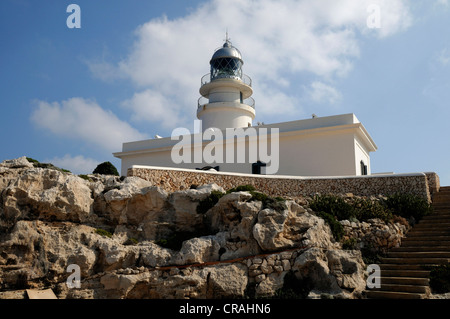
[2,168,93,223]
[292,247,366,298]
[172,236,220,265]
[0,156,33,169]
[253,204,336,251]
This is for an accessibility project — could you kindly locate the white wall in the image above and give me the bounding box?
[115,114,377,177]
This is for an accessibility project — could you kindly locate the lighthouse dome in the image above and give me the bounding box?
[209,40,244,81]
[210,40,243,64]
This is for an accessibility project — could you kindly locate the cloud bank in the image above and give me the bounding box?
[31,97,147,152]
[89,0,412,126]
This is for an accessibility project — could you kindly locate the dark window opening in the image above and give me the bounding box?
[252,161,266,175]
[360,161,368,176]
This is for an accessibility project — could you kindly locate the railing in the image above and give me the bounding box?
[201,73,252,87]
[198,96,255,109]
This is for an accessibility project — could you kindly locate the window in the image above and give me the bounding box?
[360,161,368,176]
[252,161,266,175]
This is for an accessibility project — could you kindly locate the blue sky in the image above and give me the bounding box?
[1,0,449,185]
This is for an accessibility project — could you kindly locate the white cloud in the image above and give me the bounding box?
[45,154,100,175]
[89,0,413,124]
[31,97,147,152]
[307,81,343,105]
[121,89,187,130]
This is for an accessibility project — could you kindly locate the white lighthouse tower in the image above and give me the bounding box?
[197,37,255,131]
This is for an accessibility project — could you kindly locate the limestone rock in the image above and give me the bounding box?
[172,236,220,265]
[0,156,33,169]
[253,205,335,251]
[203,263,248,298]
[2,168,93,223]
[292,247,366,298]
[0,158,373,299]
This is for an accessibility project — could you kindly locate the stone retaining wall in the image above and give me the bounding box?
[128,166,438,202]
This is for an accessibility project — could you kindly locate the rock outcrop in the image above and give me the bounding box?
[0,157,395,299]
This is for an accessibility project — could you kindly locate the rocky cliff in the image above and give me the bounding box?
[0,157,404,299]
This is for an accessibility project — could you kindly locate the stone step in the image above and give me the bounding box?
[430,205,450,211]
[374,283,428,293]
[391,246,450,252]
[379,257,450,264]
[387,251,450,258]
[412,223,450,230]
[402,235,450,241]
[406,230,450,237]
[401,240,450,247]
[432,196,450,203]
[380,276,429,286]
[422,213,450,219]
[428,212,450,217]
[365,290,423,299]
[380,269,430,278]
[378,264,430,271]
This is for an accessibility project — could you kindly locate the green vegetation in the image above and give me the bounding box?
[310,195,355,221]
[384,193,432,222]
[26,157,39,164]
[342,237,358,250]
[78,174,92,181]
[95,228,113,238]
[26,157,71,173]
[227,185,287,212]
[315,210,344,241]
[310,193,431,224]
[124,237,139,245]
[93,161,119,176]
[309,193,431,241]
[429,265,450,293]
[196,190,225,214]
[226,184,256,193]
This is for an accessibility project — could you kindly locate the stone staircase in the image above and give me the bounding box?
[366,186,450,299]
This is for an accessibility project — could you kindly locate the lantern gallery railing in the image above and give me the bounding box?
[200,73,252,87]
[198,96,255,109]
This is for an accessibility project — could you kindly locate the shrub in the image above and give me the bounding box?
[342,237,358,250]
[429,265,450,293]
[315,210,344,241]
[384,193,432,222]
[310,195,355,221]
[95,228,112,238]
[26,157,71,173]
[310,194,395,223]
[26,157,39,164]
[360,246,386,265]
[78,174,92,181]
[353,198,393,222]
[124,237,139,245]
[196,190,225,214]
[93,161,119,176]
[226,184,256,193]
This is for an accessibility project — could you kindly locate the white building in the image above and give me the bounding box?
[114,38,377,177]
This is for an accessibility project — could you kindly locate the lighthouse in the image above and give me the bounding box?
[197,37,256,131]
[115,35,377,177]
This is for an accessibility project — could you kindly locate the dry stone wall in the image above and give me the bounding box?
[129,166,437,202]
